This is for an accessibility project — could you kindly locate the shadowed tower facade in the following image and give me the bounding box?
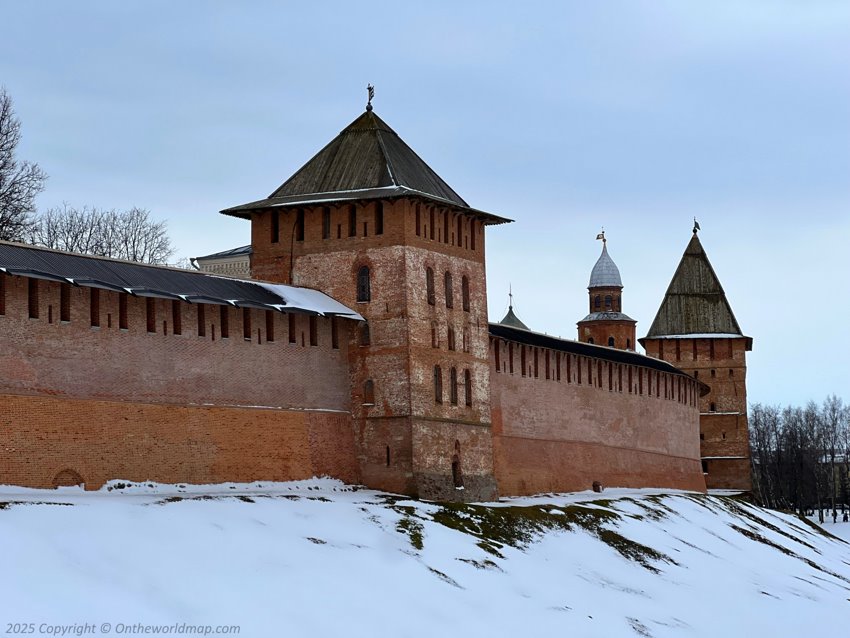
[640,229,753,491]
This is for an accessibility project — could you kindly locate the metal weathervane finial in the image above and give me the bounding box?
[595,228,606,244]
[508,283,514,309]
[693,217,701,234]
[366,84,375,111]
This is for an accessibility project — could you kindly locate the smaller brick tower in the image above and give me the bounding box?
[640,226,753,491]
[577,233,637,349]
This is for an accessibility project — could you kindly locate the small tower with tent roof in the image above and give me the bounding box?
[639,223,752,491]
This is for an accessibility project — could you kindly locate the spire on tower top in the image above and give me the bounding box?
[366,84,375,111]
[499,286,529,331]
[693,217,701,234]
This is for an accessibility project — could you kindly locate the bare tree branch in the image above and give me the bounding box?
[0,88,47,241]
[29,204,175,265]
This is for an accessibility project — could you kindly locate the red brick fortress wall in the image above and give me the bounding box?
[490,336,706,495]
[0,395,358,489]
[0,272,359,489]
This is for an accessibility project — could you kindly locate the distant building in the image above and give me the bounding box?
[192,245,252,277]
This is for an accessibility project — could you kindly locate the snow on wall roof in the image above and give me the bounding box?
[0,241,363,320]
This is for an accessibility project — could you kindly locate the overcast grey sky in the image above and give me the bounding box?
[2,1,847,407]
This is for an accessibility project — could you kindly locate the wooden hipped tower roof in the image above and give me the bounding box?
[221,109,510,224]
[642,233,751,347]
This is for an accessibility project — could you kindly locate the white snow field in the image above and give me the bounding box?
[1,479,849,638]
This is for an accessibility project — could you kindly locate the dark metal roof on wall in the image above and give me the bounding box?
[489,322,705,382]
[643,233,749,342]
[0,241,362,319]
[221,109,511,225]
[194,245,252,260]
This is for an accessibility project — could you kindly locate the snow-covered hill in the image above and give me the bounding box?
[2,480,848,637]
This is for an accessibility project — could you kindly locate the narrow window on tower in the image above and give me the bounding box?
[146,298,156,333]
[461,276,470,312]
[348,205,357,237]
[197,304,206,337]
[271,211,280,243]
[494,339,501,372]
[462,327,469,353]
[556,353,561,381]
[266,310,275,342]
[357,266,371,302]
[521,346,527,377]
[447,326,455,351]
[243,308,251,340]
[28,278,39,319]
[60,283,71,322]
[431,321,438,348]
[470,220,476,250]
[608,336,615,347]
[415,203,421,237]
[545,351,550,380]
[364,380,375,405]
[598,361,602,388]
[172,300,182,335]
[605,295,612,309]
[443,210,449,244]
[119,293,128,330]
[444,272,453,308]
[710,403,716,412]
[295,208,305,241]
[509,342,514,374]
[594,295,601,310]
[534,349,539,378]
[457,215,463,246]
[322,207,331,240]
[426,267,435,305]
[434,365,443,404]
[331,316,338,349]
[359,322,370,346]
[220,305,229,338]
[309,316,318,346]
[375,202,383,235]
[450,367,458,405]
[288,313,296,343]
[429,208,435,240]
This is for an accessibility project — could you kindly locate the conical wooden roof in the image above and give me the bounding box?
[221,109,510,224]
[644,233,746,338]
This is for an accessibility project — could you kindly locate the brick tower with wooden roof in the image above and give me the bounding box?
[639,227,753,491]
[577,235,637,350]
[222,96,511,501]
